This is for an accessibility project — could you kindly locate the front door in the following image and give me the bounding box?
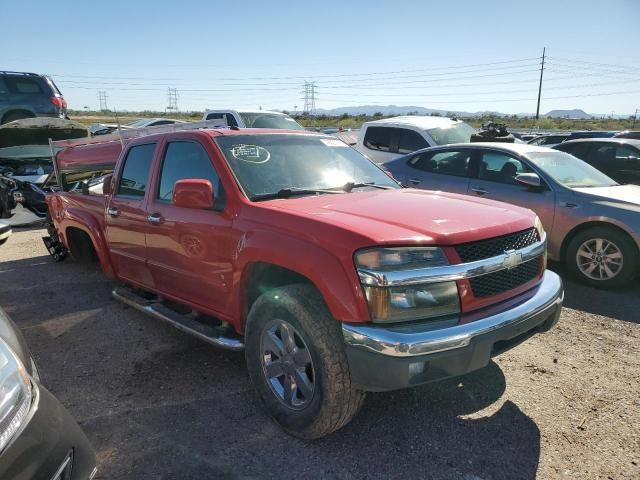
[468,149,556,232]
[105,142,157,288]
[145,139,234,314]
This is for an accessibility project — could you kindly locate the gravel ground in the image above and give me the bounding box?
[0,228,638,480]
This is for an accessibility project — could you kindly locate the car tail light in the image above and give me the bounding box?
[50,96,67,109]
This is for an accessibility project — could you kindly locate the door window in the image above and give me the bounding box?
[591,144,616,166]
[157,141,222,206]
[205,112,238,127]
[363,127,393,152]
[558,142,591,160]
[117,144,156,197]
[397,128,428,154]
[616,145,639,159]
[478,151,532,185]
[409,150,471,177]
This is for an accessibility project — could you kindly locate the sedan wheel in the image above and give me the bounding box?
[576,238,623,281]
[566,226,638,288]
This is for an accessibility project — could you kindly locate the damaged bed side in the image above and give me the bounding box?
[43,136,123,261]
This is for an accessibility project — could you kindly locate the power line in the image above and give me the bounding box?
[97,90,108,111]
[302,82,317,115]
[167,88,179,112]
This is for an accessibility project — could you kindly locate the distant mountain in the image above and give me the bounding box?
[544,109,592,119]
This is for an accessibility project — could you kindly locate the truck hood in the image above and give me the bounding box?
[267,188,536,245]
[573,184,640,207]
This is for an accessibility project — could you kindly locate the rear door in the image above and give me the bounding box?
[613,144,640,184]
[468,149,555,231]
[402,148,473,193]
[105,142,157,288]
[144,138,235,313]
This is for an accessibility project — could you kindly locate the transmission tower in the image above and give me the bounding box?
[301,82,317,115]
[98,91,108,111]
[167,88,179,113]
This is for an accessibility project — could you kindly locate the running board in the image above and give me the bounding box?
[112,287,244,351]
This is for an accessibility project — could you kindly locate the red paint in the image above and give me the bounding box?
[172,179,214,210]
[47,129,541,334]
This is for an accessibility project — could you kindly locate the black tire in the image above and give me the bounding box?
[0,238,7,246]
[565,226,638,288]
[245,284,365,439]
[1,111,33,124]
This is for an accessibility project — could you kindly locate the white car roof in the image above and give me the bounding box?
[364,115,463,129]
[442,142,557,154]
[203,109,288,116]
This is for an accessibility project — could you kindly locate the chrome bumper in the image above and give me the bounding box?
[343,270,563,358]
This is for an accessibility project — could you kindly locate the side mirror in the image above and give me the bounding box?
[514,172,543,189]
[173,179,214,209]
[102,174,113,195]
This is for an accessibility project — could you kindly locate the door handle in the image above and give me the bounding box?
[471,187,489,195]
[107,207,119,217]
[408,177,422,185]
[147,213,163,225]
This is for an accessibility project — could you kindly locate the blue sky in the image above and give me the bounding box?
[2,0,639,115]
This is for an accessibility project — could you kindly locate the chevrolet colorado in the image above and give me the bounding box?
[46,128,563,438]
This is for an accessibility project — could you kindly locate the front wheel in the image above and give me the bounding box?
[245,284,365,439]
[565,226,638,288]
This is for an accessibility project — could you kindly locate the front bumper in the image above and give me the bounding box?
[0,382,97,480]
[342,270,563,392]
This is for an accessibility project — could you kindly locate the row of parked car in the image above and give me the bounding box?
[352,115,640,288]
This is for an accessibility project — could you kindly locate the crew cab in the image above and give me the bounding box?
[355,116,477,164]
[202,109,304,130]
[46,128,563,438]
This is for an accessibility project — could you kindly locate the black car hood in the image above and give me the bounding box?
[0,306,35,376]
[0,118,87,148]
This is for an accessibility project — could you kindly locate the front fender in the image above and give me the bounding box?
[232,230,370,331]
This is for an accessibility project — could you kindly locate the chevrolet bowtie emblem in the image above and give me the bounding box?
[502,250,522,270]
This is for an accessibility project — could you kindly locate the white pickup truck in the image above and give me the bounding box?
[202,109,304,130]
[355,116,477,164]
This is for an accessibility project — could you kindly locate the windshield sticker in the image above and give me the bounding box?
[230,144,271,163]
[320,138,348,148]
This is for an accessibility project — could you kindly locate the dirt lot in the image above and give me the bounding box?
[1,228,639,480]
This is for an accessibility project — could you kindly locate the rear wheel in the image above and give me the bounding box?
[245,284,365,439]
[565,226,638,288]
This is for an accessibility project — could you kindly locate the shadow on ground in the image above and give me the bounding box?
[549,262,640,324]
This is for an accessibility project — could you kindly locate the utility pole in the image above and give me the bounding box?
[535,47,546,120]
[98,90,108,111]
[632,108,639,128]
[301,81,317,115]
[167,88,179,113]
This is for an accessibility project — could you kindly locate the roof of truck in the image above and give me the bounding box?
[363,115,464,129]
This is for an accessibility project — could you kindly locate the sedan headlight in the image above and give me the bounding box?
[355,247,460,323]
[0,339,34,454]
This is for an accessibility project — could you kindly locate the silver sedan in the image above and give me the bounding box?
[383,142,640,288]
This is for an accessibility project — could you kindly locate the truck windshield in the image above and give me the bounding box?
[238,113,304,130]
[214,134,398,200]
[426,122,476,145]
[526,151,618,188]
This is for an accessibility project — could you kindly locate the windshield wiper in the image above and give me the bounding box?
[250,188,346,201]
[342,181,393,192]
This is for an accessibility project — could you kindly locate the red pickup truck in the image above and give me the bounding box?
[46,127,563,438]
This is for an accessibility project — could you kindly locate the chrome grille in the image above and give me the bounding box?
[455,228,539,263]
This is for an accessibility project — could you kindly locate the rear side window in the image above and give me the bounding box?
[616,145,639,158]
[364,127,393,152]
[4,76,44,94]
[409,150,471,177]
[397,128,428,154]
[205,112,238,127]
[591,144,617,165]
[158,141,221,205]
[117,144,156,197]
[558,142,592,160]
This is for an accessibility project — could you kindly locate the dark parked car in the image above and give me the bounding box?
[564,131,617,141]
[614,130,640,140]
[0,72,67,125]
[554,138,640,185]
[0,306,96,479]
[527,133,570,147]
[383,143,640,288]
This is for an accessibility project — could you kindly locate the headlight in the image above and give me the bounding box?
[355,247,449,271]
[355,247,460,323]
[0,339,34,454]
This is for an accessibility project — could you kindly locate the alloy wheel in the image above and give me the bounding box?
[260,319,315,410]
[576,238,624,281]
